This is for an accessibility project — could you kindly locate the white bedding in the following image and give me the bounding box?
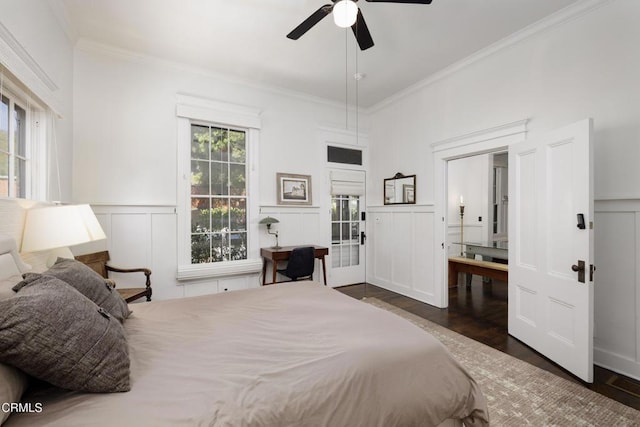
[6,281,488,426]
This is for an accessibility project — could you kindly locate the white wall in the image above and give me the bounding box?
[366,0,640,379]
[0,0,75,201]
[72,41,368,299]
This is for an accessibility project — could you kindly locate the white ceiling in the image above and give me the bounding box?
[59,0,581,108]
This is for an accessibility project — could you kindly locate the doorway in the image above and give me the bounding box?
[432,120,527,308]
[329,169,366,287]
[446,152,508,262]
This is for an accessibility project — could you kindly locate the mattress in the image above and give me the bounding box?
[6,281,488,426]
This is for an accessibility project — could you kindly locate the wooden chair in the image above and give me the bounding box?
[75,251,152,303]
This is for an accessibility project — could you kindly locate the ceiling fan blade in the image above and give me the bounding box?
[364,0,432,3]
[351,9,374,51]
[287,4,333,40]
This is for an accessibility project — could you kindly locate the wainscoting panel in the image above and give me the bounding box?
[367,205,438,305]
[92,205,264,300]
[593,200,640,380]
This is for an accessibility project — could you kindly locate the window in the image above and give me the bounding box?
[190,124,247,264]
[0,71,46,200]
[176,95,262,280]
[1,93,28,198]
[331,194,360,268]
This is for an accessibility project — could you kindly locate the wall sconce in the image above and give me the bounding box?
[259,216,281,249]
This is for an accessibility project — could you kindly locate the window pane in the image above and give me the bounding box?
[14,158,25,198]
[190,160,209,195]
[211,233,226,262]
[229,130,245,163]
[351,223,359,241]
[230,198,246,231]
[350,244,359,265]
[229,163,246,196]
[229,232,246,261]
[332,223,340,243]
[341,223,349,243]
[211,128,229,162]
[341,200,349,222]
[332,245,341,268]
[211,161,228,196]
[14,104,26,157]
[191,125,209,160]
[350,198,359,221]
[0,153,8,197]
[211,198,229,232]
[191,233,211,264]
[331,199,338,221]
[191,197,210,233]
[0,95,8,154]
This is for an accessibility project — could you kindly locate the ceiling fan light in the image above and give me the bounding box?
[333,0,358,28]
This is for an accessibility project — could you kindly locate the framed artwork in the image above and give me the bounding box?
[277,173,312,205]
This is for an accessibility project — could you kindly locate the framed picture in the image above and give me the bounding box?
[277,173,312,206]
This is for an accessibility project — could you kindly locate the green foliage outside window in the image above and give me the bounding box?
[190,124,247,264]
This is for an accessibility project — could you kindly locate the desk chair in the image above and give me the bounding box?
[276,246,315,282]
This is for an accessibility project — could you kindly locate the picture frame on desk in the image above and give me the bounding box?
[277,173,312,206]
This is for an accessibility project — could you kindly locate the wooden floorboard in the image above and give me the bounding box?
[336,280,640,411]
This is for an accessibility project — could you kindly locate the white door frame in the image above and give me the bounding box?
[432,120,528,307]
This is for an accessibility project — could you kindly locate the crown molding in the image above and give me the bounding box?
[0,22,63,115]
[367,0,614,114]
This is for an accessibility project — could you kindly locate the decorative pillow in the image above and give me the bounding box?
[1,274,130,393]
[41,258,131,322]
[0,363,28,425]
[0,274,22,301]
[0,273,29,425]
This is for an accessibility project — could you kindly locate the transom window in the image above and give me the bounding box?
[190,124,247,264]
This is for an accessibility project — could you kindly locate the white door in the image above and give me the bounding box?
[508,118,594,382]
[329,169,366,287]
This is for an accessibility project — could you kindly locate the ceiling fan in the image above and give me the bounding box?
[287,0,433,51]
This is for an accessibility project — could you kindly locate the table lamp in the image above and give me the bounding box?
[259,216,281,249]
[21,204,107,267]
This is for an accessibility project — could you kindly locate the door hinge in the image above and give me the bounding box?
[590,264,596,282]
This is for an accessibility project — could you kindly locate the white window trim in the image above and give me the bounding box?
[0,74,47,201]
[175,95,261,281]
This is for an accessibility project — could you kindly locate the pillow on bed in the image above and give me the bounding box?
[0,363,28,425]
[0,274,29,426]
[1,273,130,393]
[41,257,131,322]
[0,274,21,301]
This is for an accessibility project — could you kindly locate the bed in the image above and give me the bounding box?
[0,237,488,426]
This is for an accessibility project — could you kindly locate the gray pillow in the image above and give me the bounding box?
[41,258,132,322]
[1,274,130,393]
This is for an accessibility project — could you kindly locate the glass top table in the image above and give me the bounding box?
[452,241,508,261]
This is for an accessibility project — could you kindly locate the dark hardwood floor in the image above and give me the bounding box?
[336,278,640,411]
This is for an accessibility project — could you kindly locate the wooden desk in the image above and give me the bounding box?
[261,245,328,286]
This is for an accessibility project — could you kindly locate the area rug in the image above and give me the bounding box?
[364,297,640,426]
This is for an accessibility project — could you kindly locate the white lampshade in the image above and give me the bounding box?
[21,204,106,258]
[333,0,358,28]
